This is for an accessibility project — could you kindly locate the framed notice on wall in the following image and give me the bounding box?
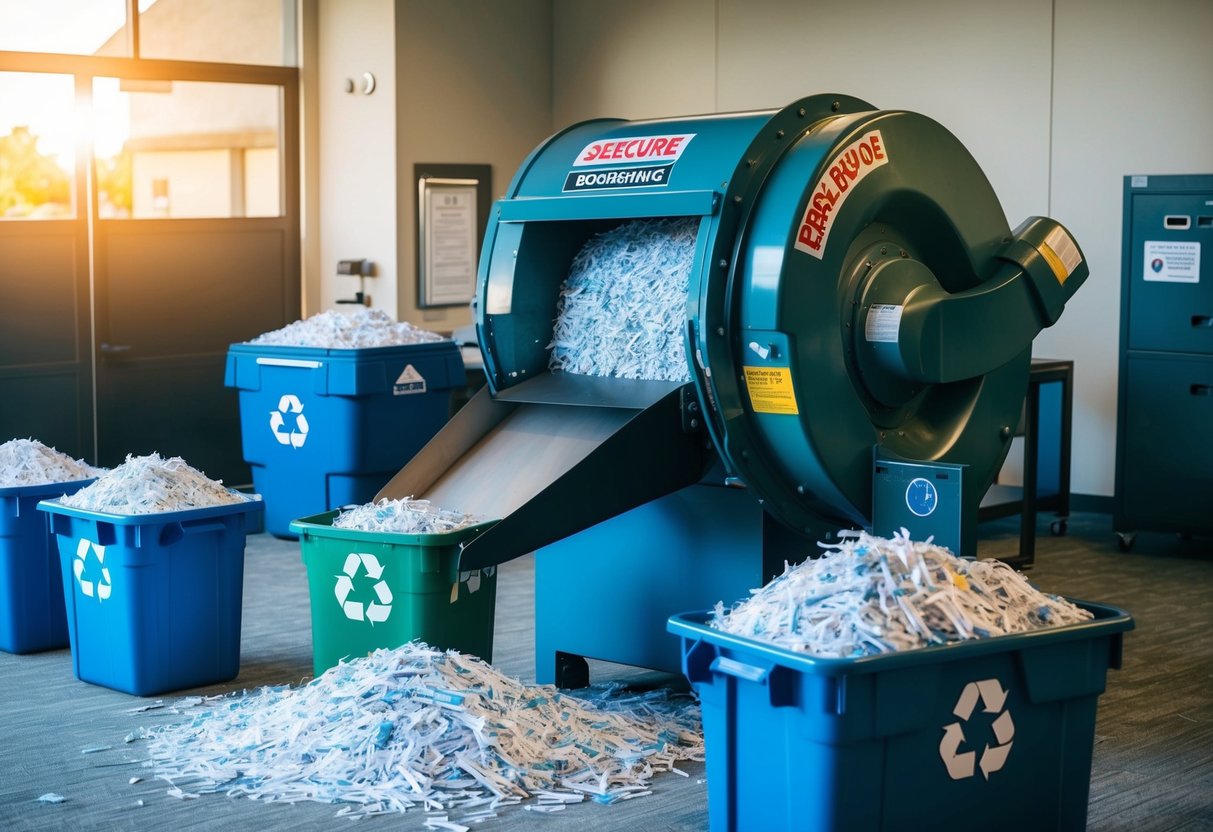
[415,164,491,308]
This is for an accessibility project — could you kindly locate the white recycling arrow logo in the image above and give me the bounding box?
[334,552,393,624]
[73,539,112,601]
[269,393,309,448]
[939,678,1015,780]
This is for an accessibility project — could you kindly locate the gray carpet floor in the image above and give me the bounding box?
[0,511,1209,831]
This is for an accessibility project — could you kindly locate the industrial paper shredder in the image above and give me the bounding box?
[377,94,1089,685]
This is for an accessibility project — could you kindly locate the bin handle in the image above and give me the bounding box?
[180,519,229,535]
[710,656,771,684]
[255,357,324,369]
[708,655,797,707]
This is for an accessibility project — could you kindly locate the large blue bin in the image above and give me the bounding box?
[0,479,94,653]
[668,601,1133,832]
[225,341,465,538]
[39,497,263,696]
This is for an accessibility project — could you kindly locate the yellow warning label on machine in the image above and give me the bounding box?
[743,366,799,415]
[1039,226,1083,284]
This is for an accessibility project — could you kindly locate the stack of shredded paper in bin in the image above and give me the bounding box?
[712,528,1093,657]
[332,497,482,535]
[133,642,703,822]
[549,218,696,382]
[0,438,103,487]
[59,453,253,514]
[247,308,445,349]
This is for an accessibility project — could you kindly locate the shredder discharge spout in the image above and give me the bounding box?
[857,216,1088,386]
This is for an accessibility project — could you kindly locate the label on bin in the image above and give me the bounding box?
[794,129,888,260]
[742,366,799,415]
[393,364,427,395]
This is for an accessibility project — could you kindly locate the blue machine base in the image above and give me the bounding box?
[534,484,808,686]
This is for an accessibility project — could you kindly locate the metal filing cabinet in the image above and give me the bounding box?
[1114,174,1213,548]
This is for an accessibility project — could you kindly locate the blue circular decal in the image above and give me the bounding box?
[906,477,938,517]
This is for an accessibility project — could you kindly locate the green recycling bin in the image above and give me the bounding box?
[291,511,497,676]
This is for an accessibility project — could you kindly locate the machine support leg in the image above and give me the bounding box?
[554,651,590,690]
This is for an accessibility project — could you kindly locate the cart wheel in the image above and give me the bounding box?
[554,652,590,690]
[1116,532,1136,552]
[1050,519,1068,537]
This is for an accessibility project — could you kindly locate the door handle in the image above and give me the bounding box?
[1191,384,1212,397]
[1191,316,1213,328]
[99,343,132,353]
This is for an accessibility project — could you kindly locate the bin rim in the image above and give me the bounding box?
[668,598,1133,678]
[290,509,498,548]
[37,492,264,525]
[0,477,97,499]
[226,340,457,360]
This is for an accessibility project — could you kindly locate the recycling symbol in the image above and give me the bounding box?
[334,552,392,624]
[939,678,1015,780]
[269,393,309,448]
[73,539,112,601]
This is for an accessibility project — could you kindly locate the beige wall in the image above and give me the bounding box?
[308,0,552,330]
[1040,0,1213,497]
[394,0,553,331]
[552,0,716,126]
[315,0,400,313]
[551,0,1213,498]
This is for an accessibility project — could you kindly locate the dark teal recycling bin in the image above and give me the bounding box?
[224,341,465,538]
[669,601,1132,832]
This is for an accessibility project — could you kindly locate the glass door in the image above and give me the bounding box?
[0,71,94,460]
[0,1,300,483]
[91,76,298,484]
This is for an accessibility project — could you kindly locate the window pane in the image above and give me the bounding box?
[138,0,288,67]
[0,72,76,219]
[95,77,282,219]
[0,1,128,57]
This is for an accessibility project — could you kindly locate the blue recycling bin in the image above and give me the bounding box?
[39,496,263,696]
[0,478,95,653]
[224,341,465,538]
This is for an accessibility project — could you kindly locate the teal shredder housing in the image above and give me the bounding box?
[225,340,465,537]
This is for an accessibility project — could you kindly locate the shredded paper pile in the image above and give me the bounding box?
[549,218,696,382]
[712,529,1093,657]
[248,308,445,349]
[0,438,103,488]
[59,453,253,515]
[136,643,703,823]
[333,497,483,535]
